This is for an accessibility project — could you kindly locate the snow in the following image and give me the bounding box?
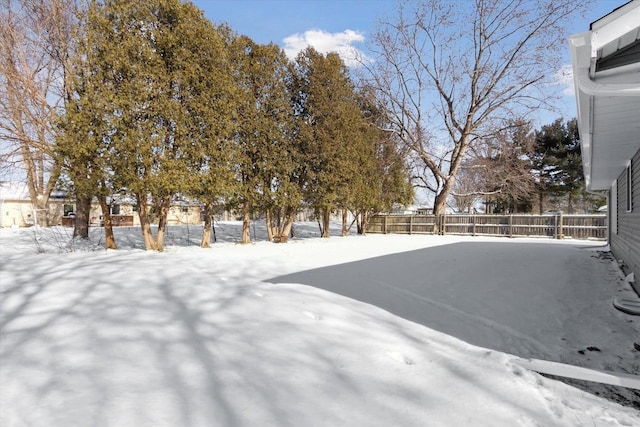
[1,222,639,426]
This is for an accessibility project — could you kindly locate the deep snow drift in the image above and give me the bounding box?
[1,223,639,426]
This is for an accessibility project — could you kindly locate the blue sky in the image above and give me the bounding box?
[192,0,628,121]
[192,0,392,66]
[191,1,630,206]
[192,1,390,52]
[193,0,625,62]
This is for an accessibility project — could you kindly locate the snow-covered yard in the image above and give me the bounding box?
[1,223,639,426]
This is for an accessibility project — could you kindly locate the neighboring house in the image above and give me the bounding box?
[1,182,353,228]
[569,0,640,283]
[85,197,206,227]
[0,182,206,228]
[0,182,71,227]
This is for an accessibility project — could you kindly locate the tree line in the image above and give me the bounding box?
[55,0,413,250]
[453,118,605,215]
[1,0,595,250]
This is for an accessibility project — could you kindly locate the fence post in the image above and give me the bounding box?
[558,213,564,239]
[509,215,513,238]
[472,215,476,236]
[384,215,388,234]
[409,215,413,235]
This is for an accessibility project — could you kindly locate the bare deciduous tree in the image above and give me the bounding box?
[455,120,537,213]
[366,0,591,221]
[0,0,78,225]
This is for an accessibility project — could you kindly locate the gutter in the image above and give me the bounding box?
[573,63,640,96]
[570,31,640,194]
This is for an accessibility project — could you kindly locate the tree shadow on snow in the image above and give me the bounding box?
[0,253,448,426]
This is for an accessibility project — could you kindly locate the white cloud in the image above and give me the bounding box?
[554,64,575,96]
[283,29,370,67]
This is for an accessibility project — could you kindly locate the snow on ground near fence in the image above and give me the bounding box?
[1,223,639,426]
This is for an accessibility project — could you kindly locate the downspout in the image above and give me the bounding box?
[573,62,640,198]
[577,62,640,246]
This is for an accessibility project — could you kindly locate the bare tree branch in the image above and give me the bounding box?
[364,0,592,217]
[0,0,79,224]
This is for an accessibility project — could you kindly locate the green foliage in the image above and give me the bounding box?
[290,49,413,235]
[535,118,603,213]
[230,36,301,217]
[535,119,582,193]
[293,49,378,214]
[351,86,413,216]
[56,2,414,244]
[57,0,238,249]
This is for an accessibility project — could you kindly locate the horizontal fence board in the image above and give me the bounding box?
[368,214,607,240]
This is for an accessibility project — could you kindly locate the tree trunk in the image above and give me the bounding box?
[433,191,448,216]
[34,197,51,227]
[137,193,157,251]
[361,212,370,235]
[201,202,212,248]
[265,209,274,241]
[356,212,363,235]
[538,192,544,215]
[155,196,171,252]
[74,194,91,239]
[341,207,348,236]
[356,211,370,235]
[241,199,251,244]
[568,192,574,214]
[433,189,449,234]
[321,208,330,238]
[280,209,295,239]
[98,194,116,249]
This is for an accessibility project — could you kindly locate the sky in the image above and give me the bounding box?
[193,0,626,61]
[192,0,629,121]
[192,0,392,65]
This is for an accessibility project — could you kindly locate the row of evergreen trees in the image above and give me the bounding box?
[56,0,413,250]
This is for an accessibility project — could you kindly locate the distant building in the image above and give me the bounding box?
[0,182,71,227]
[0,182,206,228]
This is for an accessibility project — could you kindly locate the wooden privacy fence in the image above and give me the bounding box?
[368,214,607,240]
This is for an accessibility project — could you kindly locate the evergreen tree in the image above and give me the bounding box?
[180,24,237,248]
[534,118,595,213]
[350,87,413,234]
[59,0,233,250]
[292,48,362,238]
[56,1,117,247]
[229,36,300,243]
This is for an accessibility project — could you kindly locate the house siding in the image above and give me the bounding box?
[611,147,640,280]
[0,199,68,227]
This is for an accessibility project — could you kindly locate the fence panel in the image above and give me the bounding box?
[561,215,607,240]
[368,214,607,240]
[368,215,437,234]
